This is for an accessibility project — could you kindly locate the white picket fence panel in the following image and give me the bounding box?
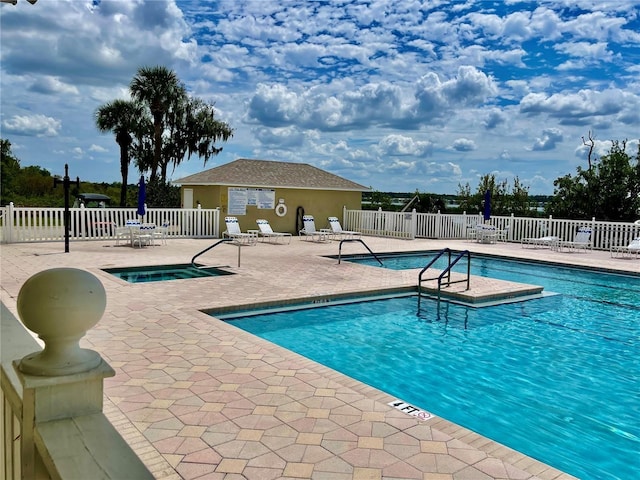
[343,208,640,251]
[3,203,638,251]
[0,203,220,243]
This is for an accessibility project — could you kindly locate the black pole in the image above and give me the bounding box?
[53,164,80,253]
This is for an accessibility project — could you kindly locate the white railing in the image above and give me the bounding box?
[2,273,153,480]
[344,208,640,251]
[3,203,638,250]
[0,203,221,243]
[344,208,417,239]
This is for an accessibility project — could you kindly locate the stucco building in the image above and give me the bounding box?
[173,158,370,234]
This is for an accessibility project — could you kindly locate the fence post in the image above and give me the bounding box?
[196,204,202,237]
[510,213,514,241]
[8,202,15,243]
[10,268,152,479]
[411,208,417,239]
[79,203,87,239]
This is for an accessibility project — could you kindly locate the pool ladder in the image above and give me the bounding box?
[337,238,383,266]
[417,248,470,308]
[191,238,233,268]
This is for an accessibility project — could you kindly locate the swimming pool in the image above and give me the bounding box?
[217,255,639,480]
[103,263,233,283]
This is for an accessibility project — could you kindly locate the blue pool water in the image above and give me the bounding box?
[219,255,639,480]
[103,263,233,283]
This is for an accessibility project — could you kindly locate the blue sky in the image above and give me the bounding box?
[1,0,639,195]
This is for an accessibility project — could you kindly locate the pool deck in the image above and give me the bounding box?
[2,236,637,480]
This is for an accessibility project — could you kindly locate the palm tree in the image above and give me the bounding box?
[130,66,186,182]
[95,100,147,206]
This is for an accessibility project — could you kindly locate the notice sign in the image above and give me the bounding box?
[388,400,433,421]
[247,188,275,209]
[228,187,248,215]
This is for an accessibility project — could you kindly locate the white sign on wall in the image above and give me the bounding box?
[252,188,275,209]
[228,187,276,214]
[228,187,248,215]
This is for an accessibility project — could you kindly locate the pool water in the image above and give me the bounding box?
[103,263,233,283]
[219,256,639,480]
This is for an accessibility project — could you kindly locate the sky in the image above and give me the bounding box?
[1,0,640,195]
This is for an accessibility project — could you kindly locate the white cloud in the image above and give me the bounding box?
[529,128,564,151]
[28,76,80,95]
[452,138,477,152]
[1,0,639,195]
[89,144,108,153]
[376,134,434,157]
[2,114,61,137]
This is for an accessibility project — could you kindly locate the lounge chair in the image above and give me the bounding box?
[299,215,331,242]
[611,237,640,258]
[256,219,291,244]
[224,216,258,245]
[521,235,559,249]
[327,217,361,240]
[559,227,592,252]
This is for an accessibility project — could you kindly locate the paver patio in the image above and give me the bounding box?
[2,236,637,479]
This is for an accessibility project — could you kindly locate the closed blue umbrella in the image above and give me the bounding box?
[483,190,491,221]
[137,176,146,219]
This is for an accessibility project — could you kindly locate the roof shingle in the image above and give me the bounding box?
[173,158,370,191]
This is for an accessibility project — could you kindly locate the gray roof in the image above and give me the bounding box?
[172,158,370,192]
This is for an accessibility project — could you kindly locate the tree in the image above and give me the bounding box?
[503,177,531,216]
[1,139,21,205]
[95,99,149,206]
[457,174,531,216]
[413,191,446,213]
[130,66,186,182]
[546,139,640,221]
[161,97,233,181]
[365,190,393,210]
[128,65,233,203]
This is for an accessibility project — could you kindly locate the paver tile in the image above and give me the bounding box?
[0,237,604,480]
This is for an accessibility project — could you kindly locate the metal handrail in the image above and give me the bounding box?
[191,238,232,268]
[418,248,470,308]
[337,238,384,266]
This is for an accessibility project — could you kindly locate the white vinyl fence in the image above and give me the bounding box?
[0,203,220,243]
[343,207,640,251]
[3,202,638,251]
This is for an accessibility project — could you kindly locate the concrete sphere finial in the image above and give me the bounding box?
[16,268,106,376]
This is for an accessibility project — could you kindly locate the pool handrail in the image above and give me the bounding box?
[191,238,233,268]
[418,248,471,307]
[337,238,384,266]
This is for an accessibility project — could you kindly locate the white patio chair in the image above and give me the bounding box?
[521,235,559,250]
[152,221,170,245]
[113,223,131,246]
[299,215,330,242]
[327,217,361,240]
[496,223,510,242]
[610,237,640,258]
[559,227,592,252]
[132,223,155,248]
[256,219,291,244]
[223,216,258,245]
